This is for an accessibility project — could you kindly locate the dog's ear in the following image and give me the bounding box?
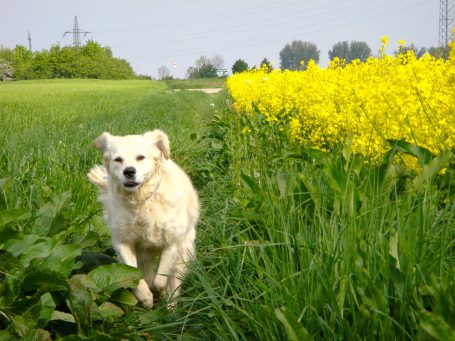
[144,130,170,159]
[94,132,113,152]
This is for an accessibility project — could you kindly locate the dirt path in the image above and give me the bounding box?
[171,88,224,94]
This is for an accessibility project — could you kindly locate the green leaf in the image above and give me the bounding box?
[110,288,138,306]
[18,237,56,267]
[37,292,56,327]
[413,151,452,190]
[21,269,69,293]
[51,310,76,323]
[88,263,142,297]
[39,244,82,277]
[241,172,261,196]
[275,306,313,341]
[31,191,72,236]
[386,139,435,166]
[0,208,30,228]
[22,329,52,341]
[3,235,40,257]
[96,302,124,319]
[0,226,21,248]
[276,172,287,199]
[420,311,455,340]
[67,275,94,336]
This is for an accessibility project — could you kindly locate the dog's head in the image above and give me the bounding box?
[94,130,170,192]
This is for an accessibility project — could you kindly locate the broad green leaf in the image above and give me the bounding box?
[3,235,40,257]
[18,237,56,267]
[110,288,138,306]
[88,263,143,296]
[0,226,21,248]
[0,208,30,228]
[31,191,72,236]
[39,244,82,277]
[22,329,52,341]
[51,310,76,323]
[21,268,69,293]
[275,306,313,341]
[386,139,435,166]
[96,302,124,319]
[67,275,93,336]
[0,250,23,274]
[37,292,56,327]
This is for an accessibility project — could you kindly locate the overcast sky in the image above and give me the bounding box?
[1,0,442,78]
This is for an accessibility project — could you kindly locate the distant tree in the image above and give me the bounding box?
[428,46,450,59]
[232,59,249,74]
[186,66,198,79]
[13,45,33,79]
[329,40,371,62]
[395,43,428,58]
[198,64,218,78]
[349,41,372,61]
[195,55,211,69]
[211,54,225,69]
[187,55,219,78]
[279,40,320,70]
[259,57,273,72]
[0,41,136,80]
[158,65,171,79]
[328,41,350,61]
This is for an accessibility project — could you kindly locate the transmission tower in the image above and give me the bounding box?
[64,16,90,47]
[439,0,455,47]
[27,31,32,51]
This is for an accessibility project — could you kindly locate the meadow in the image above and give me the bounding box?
[0,74,454,340]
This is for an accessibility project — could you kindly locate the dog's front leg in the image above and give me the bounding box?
[153,245,178,298]
[115,242,154,308]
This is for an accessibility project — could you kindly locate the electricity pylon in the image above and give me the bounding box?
[64,16,90,48]
[439,0,455,48]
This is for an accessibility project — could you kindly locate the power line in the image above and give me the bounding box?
[126,0,432,61]
[63,16,91,47]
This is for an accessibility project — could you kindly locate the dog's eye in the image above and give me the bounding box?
[114,157,123,163]
[136,155,146,161]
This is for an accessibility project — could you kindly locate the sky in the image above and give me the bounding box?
[0,0,443,79]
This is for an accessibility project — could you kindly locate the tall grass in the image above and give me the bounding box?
[156,106,454,339]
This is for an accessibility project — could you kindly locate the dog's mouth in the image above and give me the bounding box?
[123,181,140,188]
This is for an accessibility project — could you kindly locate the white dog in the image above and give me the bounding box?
[87,130,199,308]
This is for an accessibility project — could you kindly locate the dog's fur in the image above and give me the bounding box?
[87,130,199,308]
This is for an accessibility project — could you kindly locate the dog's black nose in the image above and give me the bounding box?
[123,167,136,179]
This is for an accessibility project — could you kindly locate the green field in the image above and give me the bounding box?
[0,79,453,340]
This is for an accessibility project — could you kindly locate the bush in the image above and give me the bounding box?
[0,59,13,80]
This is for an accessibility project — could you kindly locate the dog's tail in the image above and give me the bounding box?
[87,165,109,193]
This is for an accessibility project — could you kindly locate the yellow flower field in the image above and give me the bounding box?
[228,39,455,162]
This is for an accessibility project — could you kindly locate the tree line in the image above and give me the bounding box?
[0,41,136,80]
[229,40,450,74]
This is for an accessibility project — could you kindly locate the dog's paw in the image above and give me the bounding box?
[135,279,154,308]
[140,295,154,308]
[152,275,169,297]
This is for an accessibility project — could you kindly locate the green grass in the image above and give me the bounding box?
[162,77,226,90]
[0,79,454,340]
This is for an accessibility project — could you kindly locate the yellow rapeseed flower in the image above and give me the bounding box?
[227,38,455,165]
